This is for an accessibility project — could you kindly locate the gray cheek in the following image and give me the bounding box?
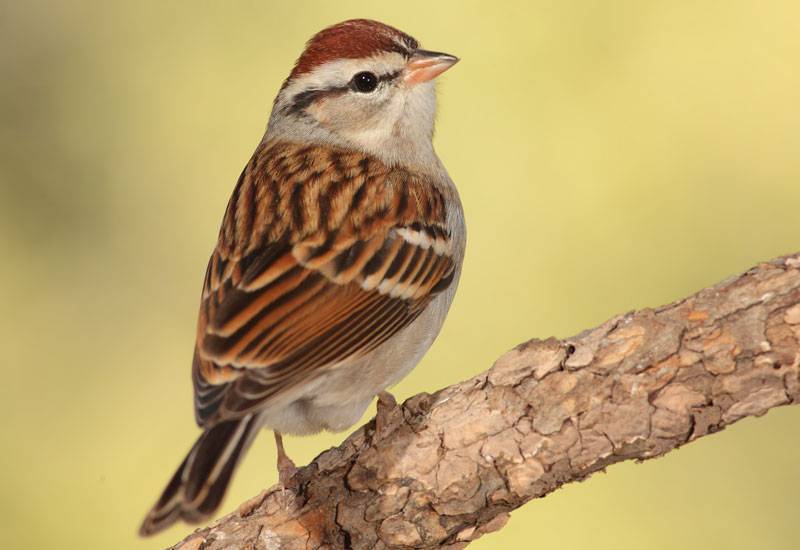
[329,94,391,128]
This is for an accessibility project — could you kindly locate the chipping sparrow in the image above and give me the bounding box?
[140,19,464,535]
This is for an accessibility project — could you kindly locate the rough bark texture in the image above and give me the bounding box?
[171,253,800,550]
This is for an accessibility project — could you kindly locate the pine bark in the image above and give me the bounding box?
[171,253,800,549]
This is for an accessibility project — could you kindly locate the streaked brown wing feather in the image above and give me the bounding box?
[192,140,455,426]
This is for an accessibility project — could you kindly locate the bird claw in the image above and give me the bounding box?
[274,431,298,487]
[277,459,298,487]
[375,390,398,439]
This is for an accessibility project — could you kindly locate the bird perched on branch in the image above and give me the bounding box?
[140,18,464,535]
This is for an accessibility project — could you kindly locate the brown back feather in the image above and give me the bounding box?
[192,140,455,426]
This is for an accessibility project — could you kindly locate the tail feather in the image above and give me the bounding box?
[140,414,261,536]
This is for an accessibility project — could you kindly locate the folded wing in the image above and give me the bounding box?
[192,141,455,426]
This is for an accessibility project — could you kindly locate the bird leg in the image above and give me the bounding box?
[375,390,398,438]
[273,431,297,486]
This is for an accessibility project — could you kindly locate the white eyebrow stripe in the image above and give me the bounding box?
[281,53,408,100]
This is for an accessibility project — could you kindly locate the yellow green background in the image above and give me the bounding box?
[2,1,798,548]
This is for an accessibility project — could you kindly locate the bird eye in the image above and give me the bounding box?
[351,71,379,93]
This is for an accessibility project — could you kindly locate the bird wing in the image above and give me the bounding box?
[192,140,457,425]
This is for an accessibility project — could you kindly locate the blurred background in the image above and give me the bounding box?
[2,1,799,548]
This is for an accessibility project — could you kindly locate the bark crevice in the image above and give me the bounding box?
[171,253,800,549]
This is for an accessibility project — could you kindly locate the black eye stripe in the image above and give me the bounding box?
[285,70,404,115]
[378,70,403,84]
[351,70,404,93]
[285,88,346,115]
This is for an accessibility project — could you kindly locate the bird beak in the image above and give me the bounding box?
[404,49,459,86]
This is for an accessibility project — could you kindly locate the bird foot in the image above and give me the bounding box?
[375,390,398,439]
[274,431,298,487]
[278,460,298,487]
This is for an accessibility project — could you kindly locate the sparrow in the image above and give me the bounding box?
[140,19,464,536]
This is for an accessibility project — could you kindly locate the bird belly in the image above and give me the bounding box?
[257,285,457,435]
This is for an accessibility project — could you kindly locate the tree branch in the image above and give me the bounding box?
[171,253,800,549]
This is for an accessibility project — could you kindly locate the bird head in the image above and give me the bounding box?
[267,19,458,167]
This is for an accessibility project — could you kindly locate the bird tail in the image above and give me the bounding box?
[139,413,261,536]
